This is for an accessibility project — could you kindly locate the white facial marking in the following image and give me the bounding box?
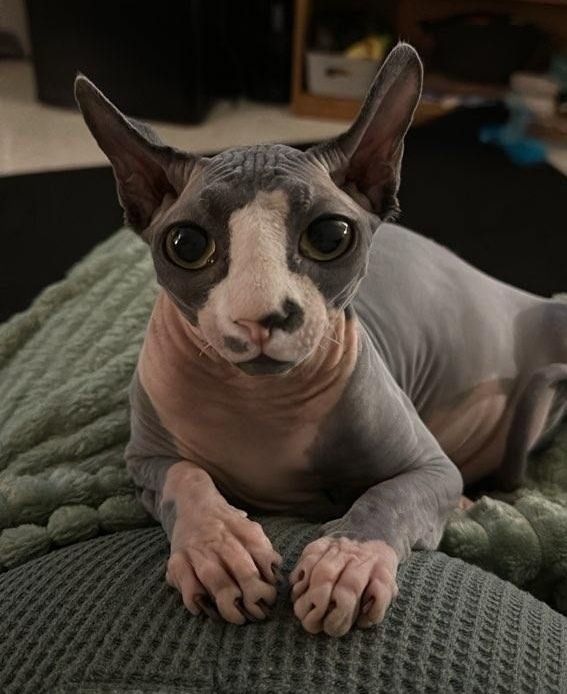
[197,189,328,364]
[226,189,292,316]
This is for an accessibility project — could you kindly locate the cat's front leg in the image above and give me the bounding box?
[163,462,283,624]
[290,457,462,637]
[126,371,283,624]
[290,535,399,636]
[128,454,283,625]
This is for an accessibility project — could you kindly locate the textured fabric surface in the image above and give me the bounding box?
[1,520,567,694]
[441,422,567,613]
[0,230,157,569]
[1,227,567,611]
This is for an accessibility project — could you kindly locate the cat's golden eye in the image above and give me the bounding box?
[299,218,352,261]
[165,224,216,269]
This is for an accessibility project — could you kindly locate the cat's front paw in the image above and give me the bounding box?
[289,536,399,637]
[166,498,282,625]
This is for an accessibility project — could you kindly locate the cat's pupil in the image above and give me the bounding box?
[308,220,349,254]
[172,226,208,262]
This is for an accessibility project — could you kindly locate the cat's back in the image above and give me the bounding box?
[357,223,538,315]
[354,223,544,409]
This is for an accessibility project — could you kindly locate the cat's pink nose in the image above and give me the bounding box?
[235,319,271,346]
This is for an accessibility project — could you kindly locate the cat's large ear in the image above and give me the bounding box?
[74,75,199,233]
[308,43,422,221]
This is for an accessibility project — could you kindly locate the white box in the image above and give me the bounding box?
[306,51,381,100]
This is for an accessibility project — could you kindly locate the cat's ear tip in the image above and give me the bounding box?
[74,73,94,95]
[385,42,423,73]
[73,74,106,110]
[389,41,419,58]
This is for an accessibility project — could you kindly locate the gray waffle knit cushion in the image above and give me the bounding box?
[2,516,567,694]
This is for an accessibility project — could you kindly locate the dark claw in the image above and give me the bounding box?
[271,563,285,586]
[195,595,222,622]
[234,597,259,622]
[323,600,337,619]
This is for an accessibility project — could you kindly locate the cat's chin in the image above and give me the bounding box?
[235,354,296,376]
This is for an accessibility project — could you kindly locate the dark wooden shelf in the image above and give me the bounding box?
[291,0,567,122]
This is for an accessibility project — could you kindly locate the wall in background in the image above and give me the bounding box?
[0,0,31,55]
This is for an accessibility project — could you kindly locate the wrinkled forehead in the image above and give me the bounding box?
[205,143,315,194]
[183,144,339,225]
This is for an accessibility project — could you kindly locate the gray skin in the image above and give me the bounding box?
[75,44,567,636]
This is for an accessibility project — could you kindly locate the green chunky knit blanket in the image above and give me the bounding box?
[1,229,566,611]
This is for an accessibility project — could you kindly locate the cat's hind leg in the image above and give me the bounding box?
[497,363,567,491]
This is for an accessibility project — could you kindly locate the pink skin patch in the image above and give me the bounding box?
[141,292,363,631]
[163,463,283,624]
[289,536,399,637]
[139,291,358,511]
[458,495,474,511]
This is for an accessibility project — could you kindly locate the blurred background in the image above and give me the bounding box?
[0,0,566,322]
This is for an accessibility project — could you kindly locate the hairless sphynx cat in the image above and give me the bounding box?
[75,44,567,638]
